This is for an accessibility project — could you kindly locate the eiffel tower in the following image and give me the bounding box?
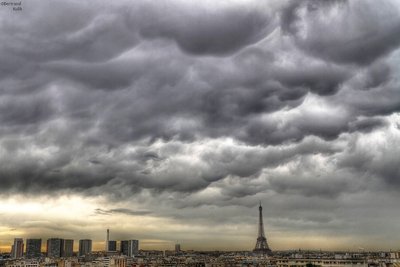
[253,202,272,255]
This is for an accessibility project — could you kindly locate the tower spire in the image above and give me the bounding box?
[106,229,110,252]
[253,203,272,255]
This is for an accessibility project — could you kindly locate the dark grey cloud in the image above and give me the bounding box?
[0,93,55,127]
[138,2,275,56]
[0,1,138,63]
[282,0,400,65]
[95,208,152,216]
[336,126,400,189]
[0,0,398,194]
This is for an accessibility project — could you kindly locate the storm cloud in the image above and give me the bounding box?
[0,0,400,250]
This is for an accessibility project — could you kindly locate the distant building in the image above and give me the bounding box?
[11,238,24,258]
[26,239,41,258]
[108,241,117,252]
[62,239,74,257]
[47,238,63,258]
[175,244,181,253]
[120,240,139,257]
[112,256,127,267]
[131,240,139,256]
[120,241,129,256]
[95,256,127,267]
[106,229,110,251]
[391,252,400,259]
[276,258,368,267]
[79,239,92,256]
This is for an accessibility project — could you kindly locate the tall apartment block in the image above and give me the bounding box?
[63,239,74,257]
[120,240,139,257]
[108,240,117,252]
[11,238,24,258]
[47,238,63,258]
[79,239,92,256]
[47,238,75,258]
[26,239,42,258]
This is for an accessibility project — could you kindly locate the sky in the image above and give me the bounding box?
[0,0,400,252]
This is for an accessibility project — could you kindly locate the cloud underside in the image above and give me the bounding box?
[0,0,400,248]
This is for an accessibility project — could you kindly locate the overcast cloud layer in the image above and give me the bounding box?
[0,0,400,251]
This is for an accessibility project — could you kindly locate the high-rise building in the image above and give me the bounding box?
[131,240,139,256]
[62,239,74,257]
[120,240,128,256]
[11,238,24,258]
[108,241,117,252]
[175,244,181,254]
[47,238,63,258]
[79,239,92,256]
[26,239,42,258]
[106,229,110,251]
[120,240,139,257]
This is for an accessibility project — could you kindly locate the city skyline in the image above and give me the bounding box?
[1,0,400,252]
[1,235,139,254]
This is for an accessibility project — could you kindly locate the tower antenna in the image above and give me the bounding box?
[106,229,110,252]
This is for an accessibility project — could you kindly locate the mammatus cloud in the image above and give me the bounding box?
[0,0,400,250]
[282,0,400,65]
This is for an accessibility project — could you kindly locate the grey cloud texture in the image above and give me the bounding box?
[95,208,152,216]
[138,1,277,55]
[283,0,400,65]
[0,0,400,249]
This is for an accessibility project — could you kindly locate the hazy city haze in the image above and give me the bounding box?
[0,0,400,251]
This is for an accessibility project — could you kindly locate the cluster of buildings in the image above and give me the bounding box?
[6,238,93,259]
[2,246,400,267]
[3,230,139,260]
[273,250,400,267]
[105,230,138,258]
[10,238,77,259]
